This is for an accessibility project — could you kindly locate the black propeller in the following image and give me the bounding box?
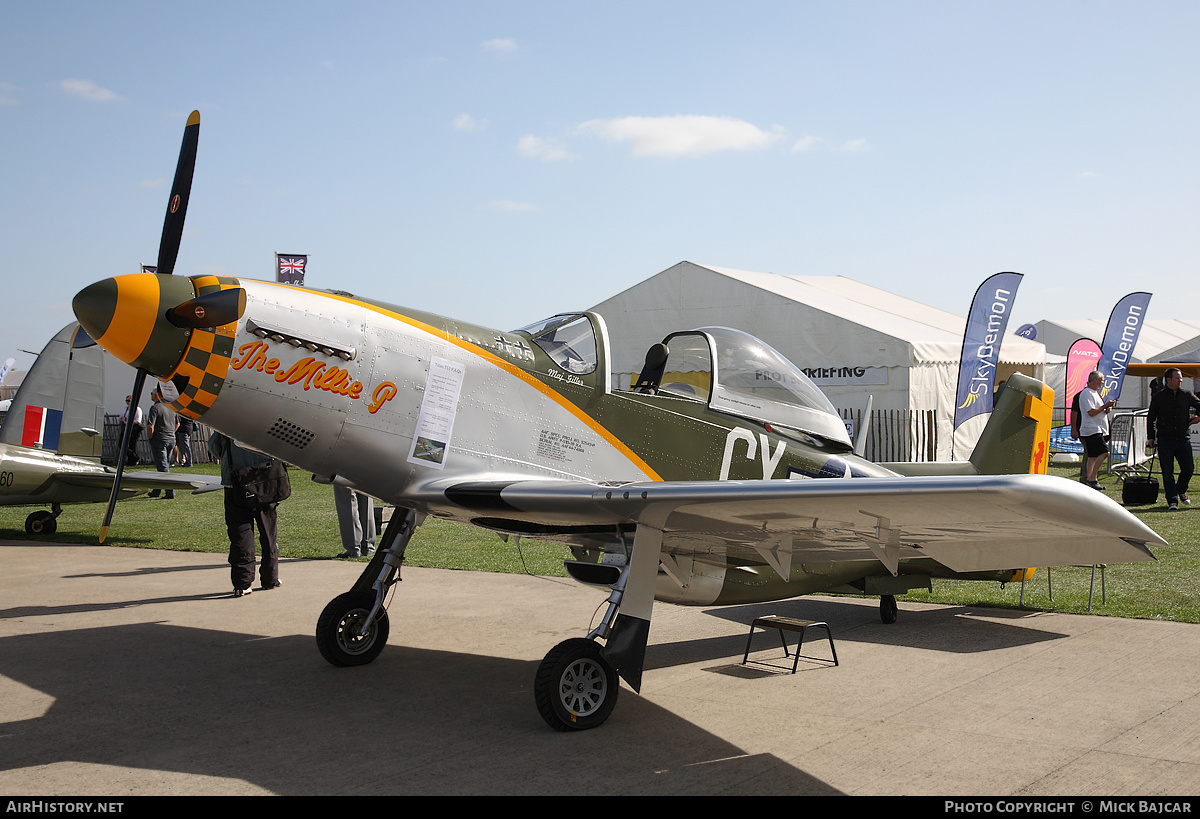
[100,110,200,543]
[156,111,200,277]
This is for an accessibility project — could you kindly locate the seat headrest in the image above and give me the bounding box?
[644,343,669,369]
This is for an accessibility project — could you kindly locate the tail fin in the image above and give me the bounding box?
[969,372,1054,475]
[0,323,106,458]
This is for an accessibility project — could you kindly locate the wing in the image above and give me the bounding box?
[54,470,223,494]
[435,474,1164,574]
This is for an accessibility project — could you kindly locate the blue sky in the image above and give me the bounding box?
[2,1,1197,372]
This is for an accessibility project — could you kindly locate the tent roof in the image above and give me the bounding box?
[1165,347,1200,363]
[1032,318,1200,361]
[591,262,1045,369]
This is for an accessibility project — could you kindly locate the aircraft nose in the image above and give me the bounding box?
[72,274,197,376]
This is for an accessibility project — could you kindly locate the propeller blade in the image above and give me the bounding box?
[155,110,201,277]
[166,288,247,329]
[100,368,147,543]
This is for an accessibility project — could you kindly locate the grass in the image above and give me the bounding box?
[904,462,1200,622]
[0,463,573,576]
[2,460,1195,622]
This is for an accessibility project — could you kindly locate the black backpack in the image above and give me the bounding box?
[231,460,291,509]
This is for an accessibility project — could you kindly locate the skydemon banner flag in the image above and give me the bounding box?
[276,254,307,286]
[954,271,1023,430]
[1096,292,1151,402]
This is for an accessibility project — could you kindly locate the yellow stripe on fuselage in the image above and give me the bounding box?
[267,282,663,481]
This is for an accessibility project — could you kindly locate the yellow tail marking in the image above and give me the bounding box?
[1017,382,1055,577]
[1023,382,1054,475]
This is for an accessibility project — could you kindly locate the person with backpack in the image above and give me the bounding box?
[208,431,290,596]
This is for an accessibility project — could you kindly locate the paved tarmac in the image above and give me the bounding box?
[3,539,1200,797]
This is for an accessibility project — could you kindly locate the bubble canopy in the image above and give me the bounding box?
[518,315,852,450]
[675,326,851,448]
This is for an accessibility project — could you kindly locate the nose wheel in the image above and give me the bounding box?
[534,638,619,731]
[315,508,419,668]
[316,591,390,666]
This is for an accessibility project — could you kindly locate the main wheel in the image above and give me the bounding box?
[534,638,619,731]
[880,594,898,624]
[25,511,57,536]
[316,591,390,667]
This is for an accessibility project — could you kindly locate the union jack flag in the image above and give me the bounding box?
[276,254,307,286]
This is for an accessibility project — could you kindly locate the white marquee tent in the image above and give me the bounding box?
[588,262,1045,461]
[1033,318,1200,410]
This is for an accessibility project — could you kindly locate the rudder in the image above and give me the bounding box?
[0,323,106,457]
[968,372,1054,475]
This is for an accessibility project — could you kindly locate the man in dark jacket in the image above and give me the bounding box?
[209,431,283,596]
[1147,367,1200,511]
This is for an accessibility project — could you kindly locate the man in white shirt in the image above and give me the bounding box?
[119,394,143,465]
[1078,370,1117,489]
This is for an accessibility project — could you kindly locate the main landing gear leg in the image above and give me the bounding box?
[534,524,662,732]
[316,507,423,667]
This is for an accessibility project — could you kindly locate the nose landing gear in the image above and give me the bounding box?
[316,507,420,667]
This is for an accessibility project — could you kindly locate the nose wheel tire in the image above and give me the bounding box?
[316,591,390,667]
[534,638,619,731]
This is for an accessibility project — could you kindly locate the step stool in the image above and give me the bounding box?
[742,615,838,673]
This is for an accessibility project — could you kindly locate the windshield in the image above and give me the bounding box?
[515,314,598,375]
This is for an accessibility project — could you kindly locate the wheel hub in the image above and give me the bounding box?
[337,610,374,653]
[559,659,607,716]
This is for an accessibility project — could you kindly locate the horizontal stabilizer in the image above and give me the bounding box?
[55,470,223,494]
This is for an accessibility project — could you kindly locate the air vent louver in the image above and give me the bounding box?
[268,418,316,449]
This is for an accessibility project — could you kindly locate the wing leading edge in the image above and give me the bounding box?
[435,474,1164,574]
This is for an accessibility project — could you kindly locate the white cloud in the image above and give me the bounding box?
[836,138,869,153]
[517,134,574,161]
[0,82,18,105]
[489,200,538,212]
[59,79,126,102]
[575,115,784,158]
[1079,170,1101,179]
[791,135,824,152]
[481,38,518,56]
[453,113,488,132]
